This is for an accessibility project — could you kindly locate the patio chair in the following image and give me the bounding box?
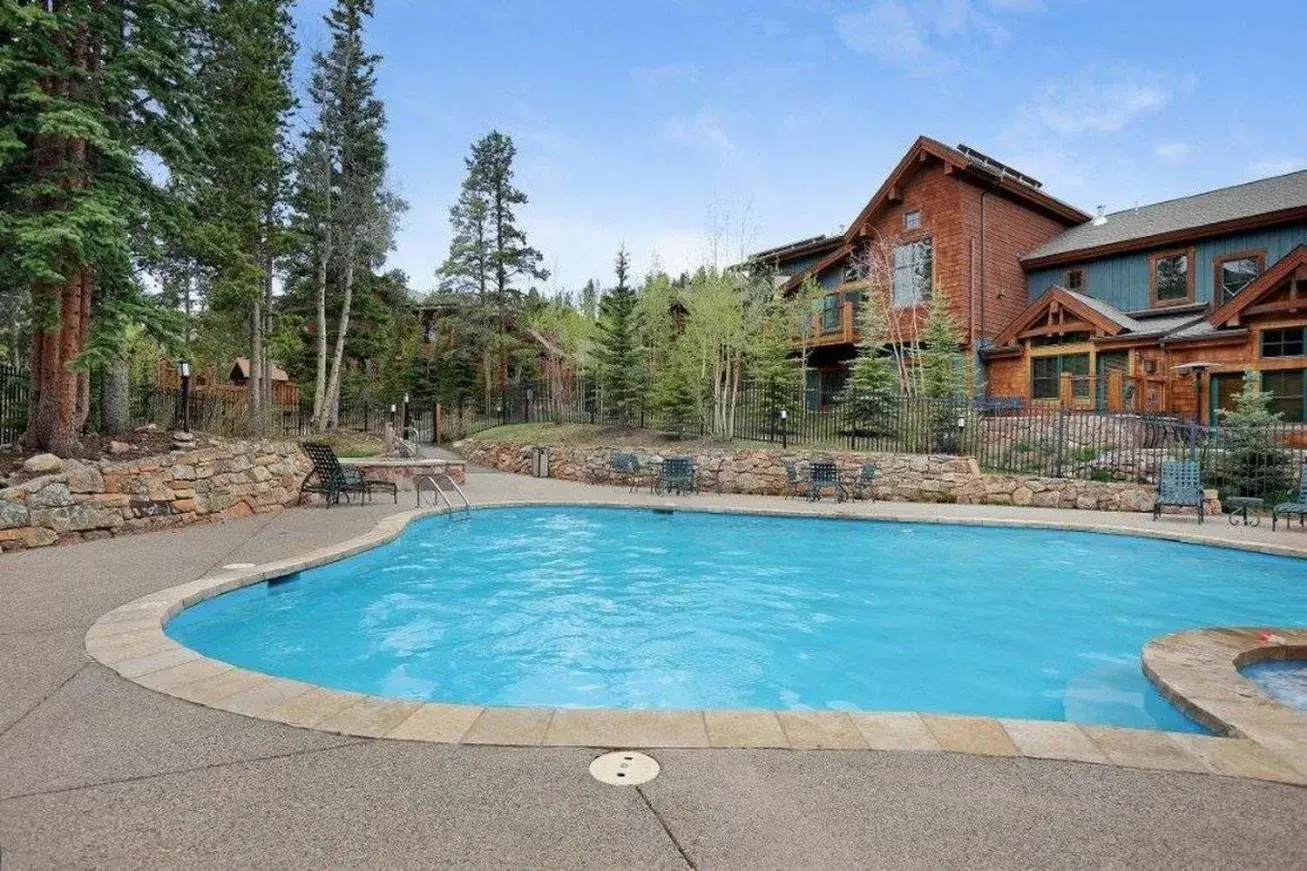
[657,456,697,495]
[808,459,846,503]
[609,453,642,492]
[784,461,803,499]
[299,442,398,507]
[1153,459,1203,523]
[849,463,878,501]
[1272,463,1307,531]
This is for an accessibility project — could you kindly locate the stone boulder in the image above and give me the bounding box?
[22,453,63,474]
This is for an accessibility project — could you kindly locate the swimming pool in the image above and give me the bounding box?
[166,506,1307,732]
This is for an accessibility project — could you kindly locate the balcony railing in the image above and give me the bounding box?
[803,301,858,348]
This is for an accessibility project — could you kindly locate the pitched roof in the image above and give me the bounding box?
[1023,170,1307,265]
[231,357,290,382]
[991,285,1207,347]
[748,234,841,264]
[1205,243,1307,328]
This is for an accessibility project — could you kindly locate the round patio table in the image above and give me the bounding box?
[1226,496,1263,527]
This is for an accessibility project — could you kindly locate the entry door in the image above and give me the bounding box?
[1095,351,1129,411]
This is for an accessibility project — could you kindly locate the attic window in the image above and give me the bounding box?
[1064,268,1085,292]
[1215,252,1264,303]
[1149,249,1194,307]
[903,209,922,231]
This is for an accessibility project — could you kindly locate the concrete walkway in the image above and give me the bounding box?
[2,468,1306,868]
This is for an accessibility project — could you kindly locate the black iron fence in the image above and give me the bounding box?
[487,379,1307,501]
[1,363,27,448]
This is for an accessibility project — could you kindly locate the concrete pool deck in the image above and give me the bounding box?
[4,465,1307,866]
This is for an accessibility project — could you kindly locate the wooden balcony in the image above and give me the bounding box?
[802,301,858,349]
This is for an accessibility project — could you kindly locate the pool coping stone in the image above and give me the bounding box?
[84,499,1307,786]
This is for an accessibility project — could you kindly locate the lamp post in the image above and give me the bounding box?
[779,408,788,450]
[179,361,192,433]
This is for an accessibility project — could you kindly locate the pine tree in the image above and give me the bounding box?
[752,297,800,429]
[441,131,547,331]
[842,289,900,438]
[1217,370,1292,499]
[593,246,643,425]
[919,284,967,451]
[437,163,492,302]
[0,1,202,453]
[191,0,298,424]
[301,0,405,429]
[652,338,699,437]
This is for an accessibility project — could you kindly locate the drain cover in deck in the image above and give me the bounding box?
[589,751,659,786]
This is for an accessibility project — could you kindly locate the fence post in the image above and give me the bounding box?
[434,402,442,444]
[1055,408,1067,478]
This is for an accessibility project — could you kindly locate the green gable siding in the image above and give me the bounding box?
[1025,222,1307,309]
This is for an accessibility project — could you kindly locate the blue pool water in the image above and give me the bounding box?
[167,507,1307,732]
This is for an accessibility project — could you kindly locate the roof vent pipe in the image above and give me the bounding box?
[1092,205,1108,226]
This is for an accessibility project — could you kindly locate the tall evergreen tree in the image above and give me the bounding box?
[0,1,201,453]
[919,284,967,451]
[593,246,643,425]
[752,296,800,421]
[437,165,491,302]
[441,132,547,331]
[299,0,404,429]
[842,289,900,437]
[191,0,297,423]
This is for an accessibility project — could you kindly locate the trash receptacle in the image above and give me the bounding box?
[532,445,551,478]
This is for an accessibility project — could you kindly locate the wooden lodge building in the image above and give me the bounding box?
[752,136,1307,422]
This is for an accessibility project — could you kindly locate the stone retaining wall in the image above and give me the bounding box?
[464,440,1222,515]
[0,441,311,552]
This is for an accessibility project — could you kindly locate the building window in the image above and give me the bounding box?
[892,238,932,306]
[1262,369,1305,423]
[1031,353,1089,400]
[1063,268,1085,292]
[1215,252,1264,303]
[1262,327,1306,358]
[903,209,921,231]
[843,239,871,283]
[1150,249,1193,306]
[820,294,840,333]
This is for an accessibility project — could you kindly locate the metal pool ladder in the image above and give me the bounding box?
[415,472,472,519]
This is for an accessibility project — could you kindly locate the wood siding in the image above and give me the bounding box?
[1025,222,1307,310]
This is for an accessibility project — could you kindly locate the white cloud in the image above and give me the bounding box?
[1018,70,1173,135]
[1247,157,1307,178]
[632,62,699,88]
[1155,141,1195,162]
[664,108,734,153]
[835,0,1011,74]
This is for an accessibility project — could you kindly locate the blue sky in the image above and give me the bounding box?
[293,0,1307,293]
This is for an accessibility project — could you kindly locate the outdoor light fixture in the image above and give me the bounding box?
[390,404,397,414]
[178,360,192,433]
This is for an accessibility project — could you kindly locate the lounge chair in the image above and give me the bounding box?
[1272,463,1307,530]
[1153,459,1203,523]
[849,463,877,501]
[657,457,697,495]
[808,460,846,503]
[299,442,398,507]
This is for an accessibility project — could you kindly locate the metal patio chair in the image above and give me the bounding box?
[1272,463,1307,530]
[784,461,803,499]
[848,463,878,501]
[299,442,398,507]
[808,459,846,503]
[1153,459,1203,523]
[657,456,697,495]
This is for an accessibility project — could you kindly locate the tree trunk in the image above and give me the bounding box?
[250,295,263,427]
[318,239,356,431]
[312,240,330,421]
[103,355,131,434]
[26,277,90,455]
